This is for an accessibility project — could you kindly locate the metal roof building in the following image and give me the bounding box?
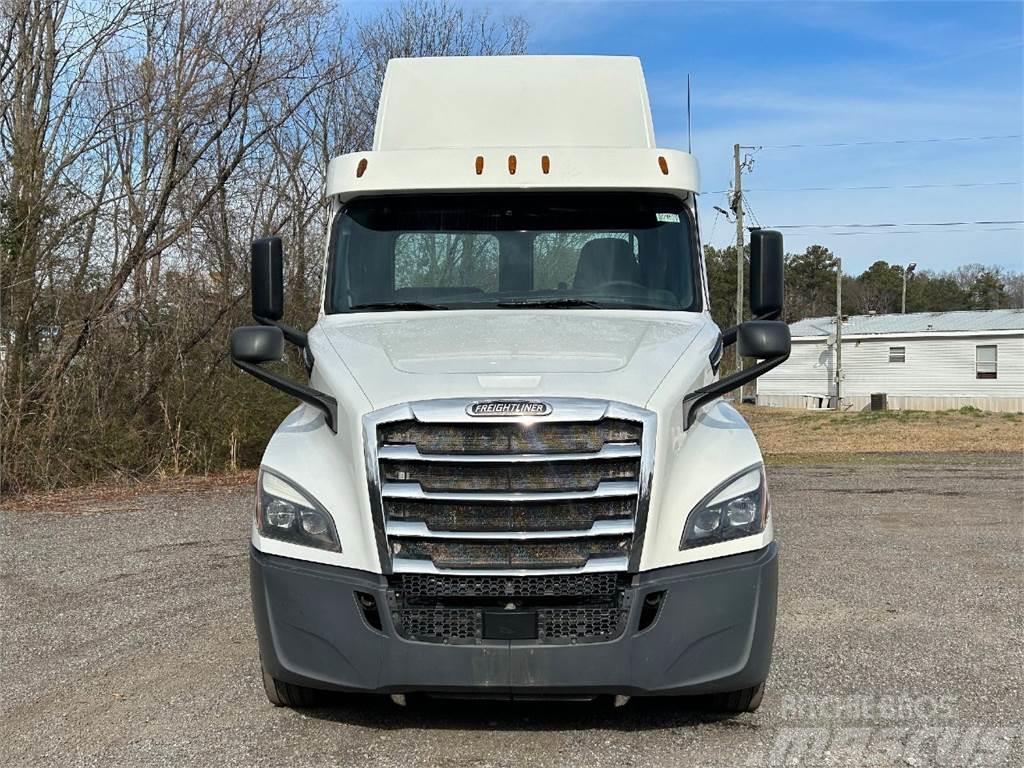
[757,309,1024,412]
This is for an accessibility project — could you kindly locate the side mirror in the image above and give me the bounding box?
[251,237,283,321]
[738,320,791,359]
[230,326,284,364]
[230,323,337,431]
[749,229,784,318]
[683,319,792,429]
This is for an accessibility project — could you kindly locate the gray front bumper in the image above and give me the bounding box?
[250,543,778,697]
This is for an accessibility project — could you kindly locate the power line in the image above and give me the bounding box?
[707,180,1022,194]
[742,197,762,228]
[772,219,1024,230]
[754,134,1022,150]
[789,227,1024,237]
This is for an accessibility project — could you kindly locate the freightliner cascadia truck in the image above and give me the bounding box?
[231,56,791,711]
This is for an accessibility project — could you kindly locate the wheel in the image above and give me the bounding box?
[702,681,766,713]
[260,659,322,708]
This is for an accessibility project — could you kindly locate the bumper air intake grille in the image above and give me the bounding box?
[387,573,631,644]
[397,573,622,600]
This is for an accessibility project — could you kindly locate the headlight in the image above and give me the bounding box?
[257,469,340,552]
[680,464,768,549]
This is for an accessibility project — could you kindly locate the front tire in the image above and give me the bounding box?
[702,681,766,713]
[260,660,322,708]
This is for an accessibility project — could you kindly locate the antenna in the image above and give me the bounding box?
[687,74,692,153]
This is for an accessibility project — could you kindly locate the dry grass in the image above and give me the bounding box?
[740,405,1024,458]
[0,470,257,513]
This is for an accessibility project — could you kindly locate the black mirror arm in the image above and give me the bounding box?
[231,358,338,432]
[720,310,783,349]
[682,351,790,429]
[254,314,308,348]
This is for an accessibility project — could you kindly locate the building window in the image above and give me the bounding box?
[976,345,997,379]
[888,346,906,363]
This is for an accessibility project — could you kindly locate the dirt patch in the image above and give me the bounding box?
[740,406,1024,458]
[0,470,257,513]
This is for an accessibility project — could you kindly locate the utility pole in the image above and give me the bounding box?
[835,257,843,409]
[732,143,744,377]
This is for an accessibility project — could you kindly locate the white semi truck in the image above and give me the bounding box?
[231,56,791,711]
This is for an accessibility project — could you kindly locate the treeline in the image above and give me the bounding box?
[1,0,526,493]
[705,243,1022,331]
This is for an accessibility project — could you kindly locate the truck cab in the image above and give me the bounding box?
[232,55,791,711]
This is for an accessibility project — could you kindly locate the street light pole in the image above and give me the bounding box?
[732,144,744,378]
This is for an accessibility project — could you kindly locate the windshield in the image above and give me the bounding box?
[325,192,700,313]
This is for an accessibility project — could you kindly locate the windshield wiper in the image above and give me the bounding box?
[349,301,448,311]
[496,298,605,309]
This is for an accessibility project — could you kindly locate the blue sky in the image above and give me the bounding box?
[352,0,1024,274]
[493,0,1024,274]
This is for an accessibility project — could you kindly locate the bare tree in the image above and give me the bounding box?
[0,0,528,493]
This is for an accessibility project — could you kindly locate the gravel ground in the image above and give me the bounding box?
[2,455,1022,767]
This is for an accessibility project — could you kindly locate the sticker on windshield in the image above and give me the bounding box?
[656,213,680,223]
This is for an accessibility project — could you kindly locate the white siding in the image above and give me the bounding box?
[757,333,1024,411]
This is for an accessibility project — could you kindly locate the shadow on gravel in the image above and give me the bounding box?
[295,693,756,732]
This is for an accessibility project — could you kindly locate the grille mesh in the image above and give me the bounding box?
[398,608,481,641]
[379,419,642,455]
[382,459,638,492]
[390,606,628,644]
[384,498,635,532]
[397,573,622,600]
[538,607,626,641]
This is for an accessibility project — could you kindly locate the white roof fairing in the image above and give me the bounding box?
[373,56,656,151]
[325,56,700,200]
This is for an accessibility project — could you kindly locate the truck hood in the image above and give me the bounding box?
[315,310,708,409]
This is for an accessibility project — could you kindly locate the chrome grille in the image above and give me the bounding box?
[363,399,655,575]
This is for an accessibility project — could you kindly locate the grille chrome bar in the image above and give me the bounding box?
[391,554,630,576]
[386,518,634,540]
[377,443,642,463]
[381,480,639,503]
